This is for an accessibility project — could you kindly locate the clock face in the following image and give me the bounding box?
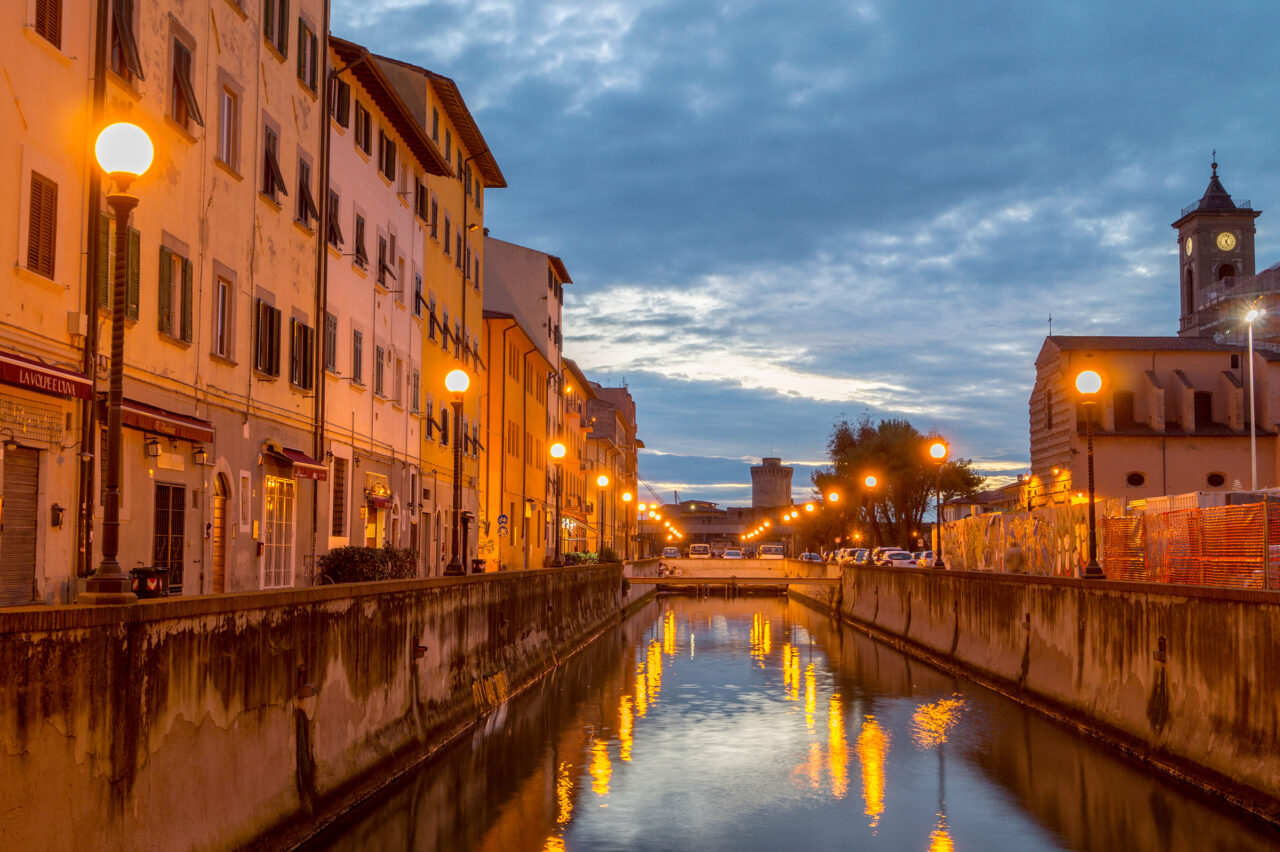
[1217,231,1238,252]
[1185,236,1193,256]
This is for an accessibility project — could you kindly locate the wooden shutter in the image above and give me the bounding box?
[290,319,301,385]
[180,258,193,342]
[26,172,57,278]
[270,306,281,375]
[263,0,275,43]
[158,246,173,334]
[97,212,111,308]
[35,0,62,49]
[126,227,141,320]
[296,20,306,80]
[255,299,268,372]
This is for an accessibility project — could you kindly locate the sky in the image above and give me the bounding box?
[332,0,1280,507]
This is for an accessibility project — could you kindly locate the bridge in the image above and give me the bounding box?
[628,557,838,587]
[627,575,838,586]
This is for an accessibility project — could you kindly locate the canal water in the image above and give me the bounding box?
[306,597,1280,852]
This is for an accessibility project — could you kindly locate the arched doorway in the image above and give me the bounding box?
[212,474,228,593]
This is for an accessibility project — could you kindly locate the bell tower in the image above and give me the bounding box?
[1173,159,1261,337]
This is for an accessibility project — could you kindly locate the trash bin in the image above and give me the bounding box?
[470,558,485,574]
[130,566,168,598]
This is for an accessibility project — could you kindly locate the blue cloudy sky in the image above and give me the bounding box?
[333,0,1280,507]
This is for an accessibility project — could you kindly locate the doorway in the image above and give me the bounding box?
[0,446,39,606]
[212,474,228,593]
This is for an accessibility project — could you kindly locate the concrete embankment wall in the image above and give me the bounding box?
[0,564,651,851]
[790,565,1280,820]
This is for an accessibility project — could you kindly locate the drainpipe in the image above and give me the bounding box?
[310,20,333,583]
[520,345,535,569]
[494,320,516,568]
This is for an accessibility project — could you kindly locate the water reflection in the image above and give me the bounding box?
[307,597,1280,852]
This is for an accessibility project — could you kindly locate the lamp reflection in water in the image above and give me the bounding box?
[828,694,849,800]
[618,695,634,762]
[856,716,889,832]
[804,664,817,732]
[646,639,663,705]
[750,613,772,664]
[912,697,963,852]
[590,739,612,797]
[663,610,677,656]
[782,644,801,701]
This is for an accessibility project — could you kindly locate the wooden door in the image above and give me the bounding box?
[0,447,38,606]
[212,475,227,593]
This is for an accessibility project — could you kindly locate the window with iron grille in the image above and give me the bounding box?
[290,319,314,390]
[170,40,204,130]
[26,172,57,279]
[158,246,194,343]
[110,0,144,81]
[254,298,281,376]
[34,0,62,49]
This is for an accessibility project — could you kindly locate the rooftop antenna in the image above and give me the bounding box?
[1048,314,1053,336]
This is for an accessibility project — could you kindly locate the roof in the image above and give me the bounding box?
[1172,161,1260,226]
[482,309,515,320]
[1045,335,1247,353]
[370,53,507,188]
[549,255,572,285]
[329,38,451,177]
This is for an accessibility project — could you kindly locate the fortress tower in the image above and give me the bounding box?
[750,457,793,509]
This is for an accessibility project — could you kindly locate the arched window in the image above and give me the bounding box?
[1184,267,1194,315]
[1217,263,1237,282]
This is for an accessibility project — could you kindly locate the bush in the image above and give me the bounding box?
[562,551,597,566]
[599,546,620,564]
[317,545,419,584]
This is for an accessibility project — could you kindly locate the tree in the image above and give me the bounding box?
[802,416,983,549]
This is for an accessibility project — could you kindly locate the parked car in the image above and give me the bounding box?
[689,543,712,559]
[871,546,906,566]
[723,548,744,559]
[799,552,823,562]
[759,544,785,559]
[916,550,936,568]
[883,550,916,567]
[662,547,680,558]
[853,548,871,565]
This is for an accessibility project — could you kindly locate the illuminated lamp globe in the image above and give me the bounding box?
[863,475,877,489]
[829,491,841,502]
[623,492,633,503]
[95,122,154,180]
[597,474,609,488]
[763,520,771,527]
[549,442,566,460]
[638,503,647,512]
[805,503,815,512]
[1075,370,1102,395]
[929,441,947,460]
[1247,308,1264,323]
[445,369,470,394]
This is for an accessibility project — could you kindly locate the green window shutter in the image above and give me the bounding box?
[180,258,193,342]
[97,212,111,308]
[126,227,141,320]
[158,246,173,334]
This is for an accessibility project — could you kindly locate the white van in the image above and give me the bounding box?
[689,543,712,559]
[759,545,784,559]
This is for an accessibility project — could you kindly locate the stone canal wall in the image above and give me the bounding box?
[0,564,650,851]
[791,565,1280,821]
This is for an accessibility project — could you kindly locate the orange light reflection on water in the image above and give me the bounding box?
[911,697,963,749]
[828,694,848,800]
[857,715,889,831]
[618,695,634,762]
[589,739,611,797]
[927,814,954,851]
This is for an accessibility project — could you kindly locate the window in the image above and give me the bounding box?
[410,369,420,412]
[374,346,385,396]
[1194,391,1213,431]
[153,483,186,594]
[331,457,347,537]
[443,216,451,254]
[26,172,57,279]
[353,102,371,155]
[378,130,397,181]
[254,298,281,376]
[353,214,368,268]
[414,178,427,221]
[261,126,287,201]
[323,312,337,373]
[431,107,439,142]
[377,236,390,286]
[393,357,404,404]
[263,0,288,56]
[296,18,317,90]
[1044,389,1054,430]
[413,273,423,317]
[261,475,295,588]
[1207,472,1226,488]
[34,0,62,49]
[331,79,351,127]
[429,199,439,240]
[440,409,449,446]
[351,330,363,384]
[217,87,238,168]
[170,40,203,130]
[158,246,193,343]
[213,275,232,359]
[296,159,319,229]
[290,319,314,390]
[1126,472,1146,487]
[428,296,437,339]
[441,310,450,350]
[425,398,435,437]
[1113,391,1135,426]
[444,129,452,167]
[110,0,144,81]
[1231,354,1241,370]
[326,190,343,246]
[455,233,462,268]
[94,211,139,319]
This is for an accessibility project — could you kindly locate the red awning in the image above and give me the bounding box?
[272,446,328,481]
[0,351,91,400]
[99,397,215,443]
[365,493,393,509]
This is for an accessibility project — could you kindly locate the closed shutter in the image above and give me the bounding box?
[26,173,57,278]
[35,0,62,48]
[0,448,39,606]
[126,226,140,320]
[180,258,193,342]
[97,212,111,308]
[158,246,173,334]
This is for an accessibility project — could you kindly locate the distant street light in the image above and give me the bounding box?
[828,491,840,502]
[596,473,610,555]
[622,491,633,559]
[1075,370,1104,578]
[1246,308,1264,490]
[444,369,471,575]
[82,122,154,605]
[929,441,948,569]
[550,442,566,566]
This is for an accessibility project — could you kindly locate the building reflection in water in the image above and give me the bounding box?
[307,597,1280,852]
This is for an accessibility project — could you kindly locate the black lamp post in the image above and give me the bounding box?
[929,441,947,569]
[621,491,633,559]
[550,442,565,566]
[596,473,609,556]
[82,123,153,605]
[1076,370,1105,578]
[444,369,470,576]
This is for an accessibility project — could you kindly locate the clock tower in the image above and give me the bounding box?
[1172,160,1261,337]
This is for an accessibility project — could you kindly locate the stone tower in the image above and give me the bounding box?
[750,457,793,509]
[1173,160,1261,337]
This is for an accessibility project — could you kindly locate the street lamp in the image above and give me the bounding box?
[622,491,633,559]
[929,441,948,569]
[82,122,154,605]
[550,441,566,566]
[444,368,470,575]
[1075,369,1104,578]
[1246,308,1264,490]
[596,473,610,557]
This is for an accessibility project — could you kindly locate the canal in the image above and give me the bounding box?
[304,596,1280,851]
